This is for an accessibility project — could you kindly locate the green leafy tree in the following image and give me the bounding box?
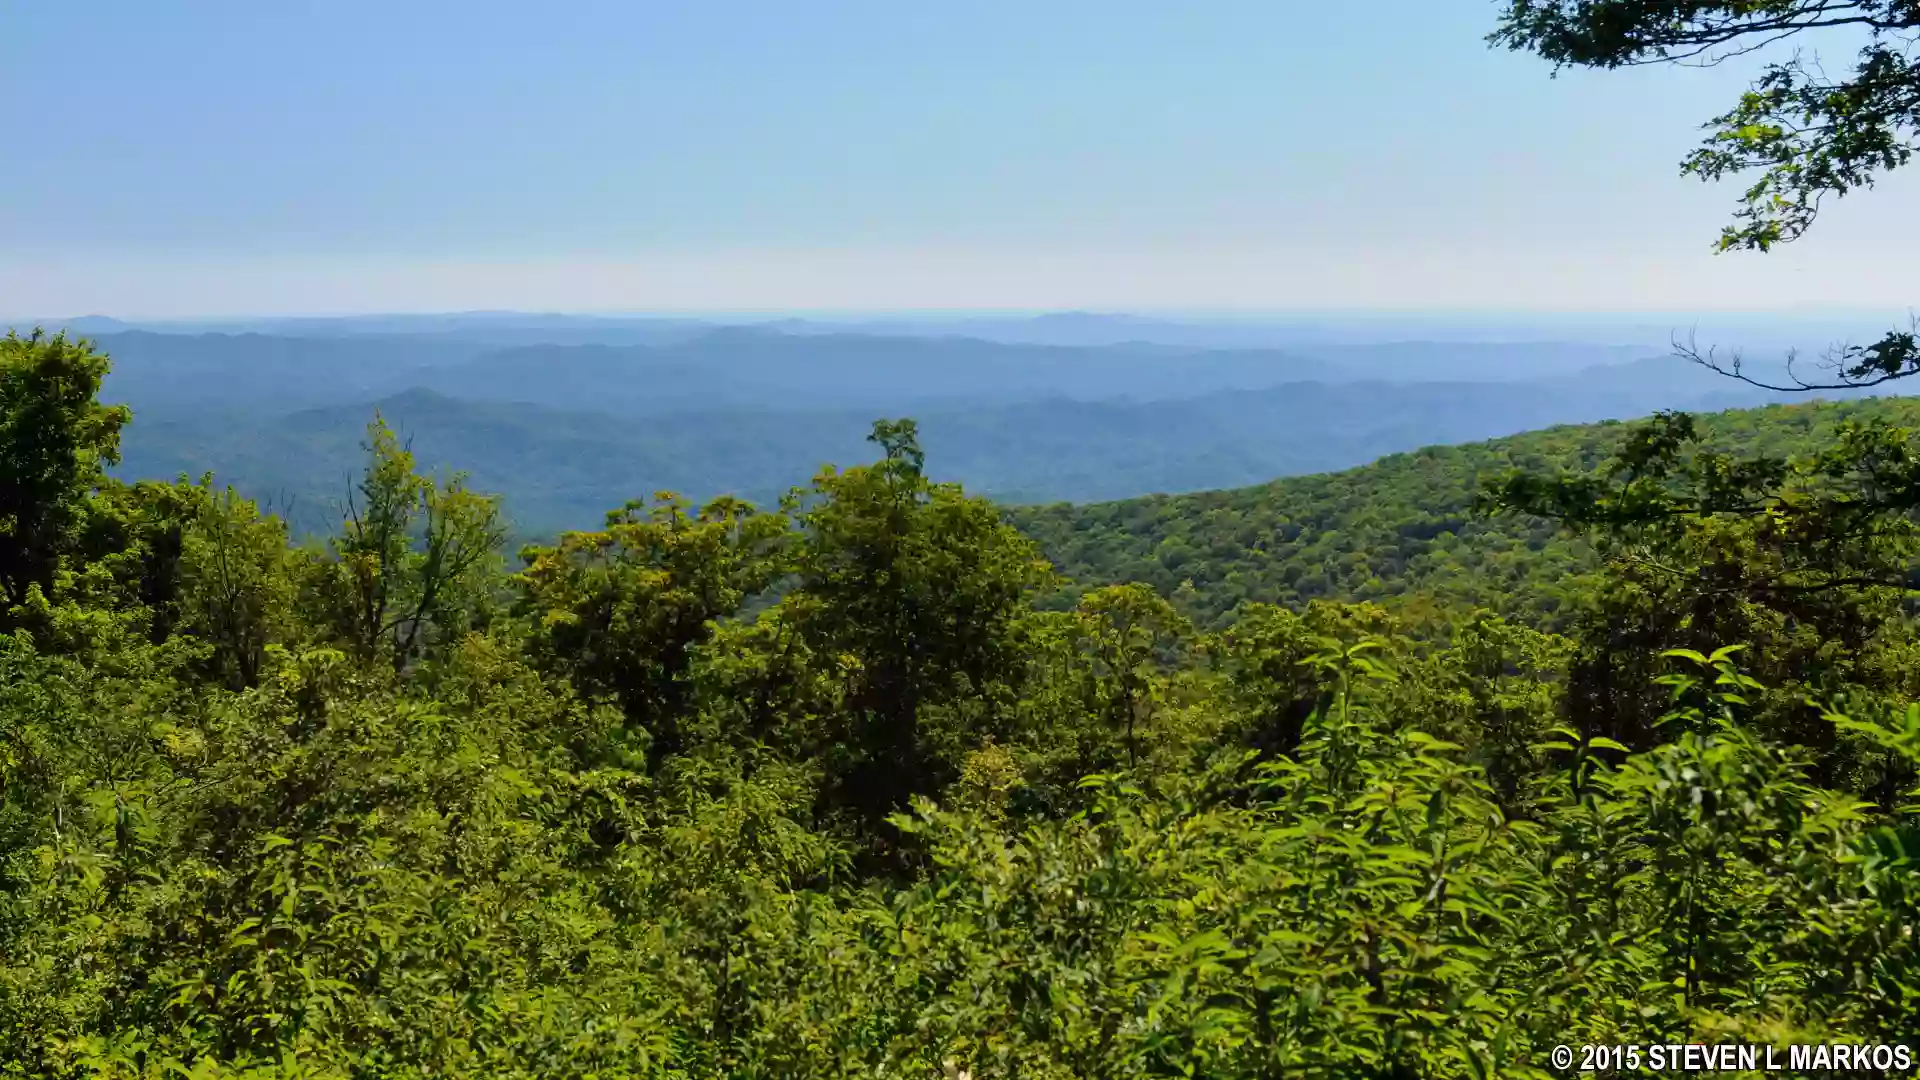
[1490,410,1920,780]
[1073,583,1192,768]
[1489,2,1920,773]
[310,416,506,671]
[1425,613,1574,814]
[1206,601,1406,759]
[174,483,301,690]
[0,331,131,617]
[791,419,1053,838]
[516,493,789,769]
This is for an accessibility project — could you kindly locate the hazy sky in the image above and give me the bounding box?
[5,1,1915,317]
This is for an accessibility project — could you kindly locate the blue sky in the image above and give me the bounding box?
[4,0,1914,316]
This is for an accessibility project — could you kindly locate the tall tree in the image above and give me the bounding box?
[0,331,131,614]
[314,415,506,670]
[516,493,789,769]
[1489,3,1920,743]
[175,483,300,690]
[792,420,1053,834]
[1074,583,1192,768]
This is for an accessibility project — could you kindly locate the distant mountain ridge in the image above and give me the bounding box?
[18,308,1902,356]
[77,323,1695,423]
[115,363,1793,538]
[400,332,1348,413]
[46,314,1878,545]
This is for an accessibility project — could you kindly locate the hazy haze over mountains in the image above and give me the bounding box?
[28,308,1906,351]
[25,308,1886,537]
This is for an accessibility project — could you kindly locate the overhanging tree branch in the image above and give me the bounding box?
[1674,316,1920,391]
[1495,1,1919,386]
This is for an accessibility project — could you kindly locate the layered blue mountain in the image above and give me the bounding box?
[115,367,1784,538]
[55,313,1875,539]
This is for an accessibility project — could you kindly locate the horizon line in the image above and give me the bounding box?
[11,305,1910,325]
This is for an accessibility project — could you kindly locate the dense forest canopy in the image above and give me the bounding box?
[7,317,1920,1076]
[1016,397,1920,629]
[5,2,1920,1076]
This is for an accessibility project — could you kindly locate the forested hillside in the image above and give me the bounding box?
[1017,396,1920,629]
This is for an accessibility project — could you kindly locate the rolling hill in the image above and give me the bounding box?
[1010,396,1920,630]
[114,366,1790,538]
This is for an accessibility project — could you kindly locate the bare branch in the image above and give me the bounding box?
[1603,7,1918,69]
[1672,316,1920,392]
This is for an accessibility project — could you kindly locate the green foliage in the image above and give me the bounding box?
[1,331,133,616]
[1490,406,1920,784]
[1019,396,1920,631]
[173,484,301,690]
[789,419,1056,842]
[306,416,507,672]
[516,493,789,769]
[13,338,1920,1077]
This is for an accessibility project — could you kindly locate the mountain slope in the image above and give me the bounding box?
[118,390,872,536]
[1010,396,1920,629]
